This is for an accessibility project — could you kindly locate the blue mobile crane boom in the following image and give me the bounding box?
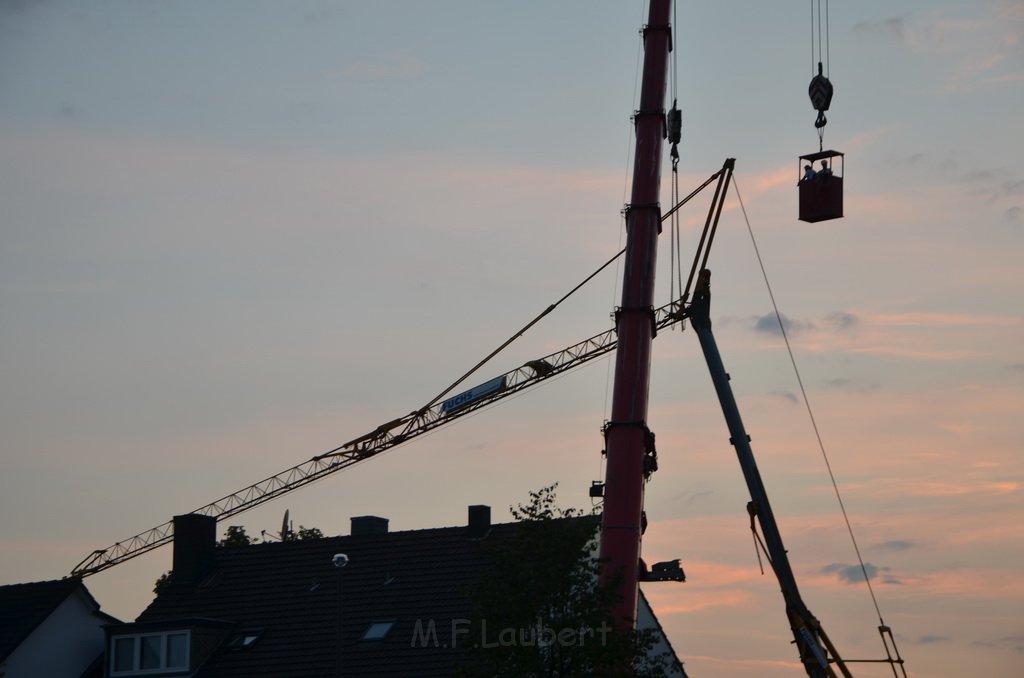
[686,269,851,678]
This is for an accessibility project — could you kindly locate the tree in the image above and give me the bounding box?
[218,525,257,548]
[219,522,324,545]
[153,571,172,595]
[457,483,676,677]
[282,525,324,541]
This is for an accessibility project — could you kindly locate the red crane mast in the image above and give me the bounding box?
[598,0,673,629]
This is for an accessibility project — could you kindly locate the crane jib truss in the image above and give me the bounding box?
[70,163,727,579]
[71,302,687,577]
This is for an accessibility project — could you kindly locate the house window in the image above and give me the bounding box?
[110,631,190,675]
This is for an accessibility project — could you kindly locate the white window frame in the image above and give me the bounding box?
[110,630,190,676]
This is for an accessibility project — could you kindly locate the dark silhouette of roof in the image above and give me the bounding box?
[135,522,521,677]
[0,579,103,662]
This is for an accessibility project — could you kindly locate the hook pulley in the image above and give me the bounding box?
[667,99,682,167]
[808,62,833,132]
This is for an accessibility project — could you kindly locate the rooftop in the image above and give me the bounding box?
[135,519,521,677]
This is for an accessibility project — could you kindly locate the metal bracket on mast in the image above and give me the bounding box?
[641,22,673,52]
[601,420,658,479]
[623,200,663,233]
[613,305,658,338]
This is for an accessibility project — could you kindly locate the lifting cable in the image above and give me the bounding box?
[732,176,908,676]
[668,0,684,316]
[604,9,648,476]
[420,248,625,412]
[425,165,724,414]
[809,0,834,152]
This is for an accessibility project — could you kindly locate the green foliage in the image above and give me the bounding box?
[219,523,324,546]
[457,483,676,677]
[153,570,172,595]
[218,525,256,548]
[282,525,324,542]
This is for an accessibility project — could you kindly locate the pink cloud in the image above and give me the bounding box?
[914,568,1024,598]
[738,305,1021,362]
[894,479,1020,497]
[870,311,1022,328]
[643,585,752,615]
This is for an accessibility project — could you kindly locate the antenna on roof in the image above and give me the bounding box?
[281,509,292,541]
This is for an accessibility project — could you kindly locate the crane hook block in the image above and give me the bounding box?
[808,62,833,129]
[667,103,682,145]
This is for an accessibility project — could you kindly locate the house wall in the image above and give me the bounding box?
[638,590,687,677]
[0,590,106,678]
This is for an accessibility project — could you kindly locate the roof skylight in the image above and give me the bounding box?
[360,621,395,641]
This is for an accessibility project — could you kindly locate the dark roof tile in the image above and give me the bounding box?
[136,523,521,677]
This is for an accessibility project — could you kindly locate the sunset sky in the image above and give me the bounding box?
[2,1,1022,676]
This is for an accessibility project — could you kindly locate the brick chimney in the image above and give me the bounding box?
[172,514,216,586]
[350,515,389,536]
[467,505,491,539]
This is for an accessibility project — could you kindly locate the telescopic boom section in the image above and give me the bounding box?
[688,271,851,678]
[599,0,673,629]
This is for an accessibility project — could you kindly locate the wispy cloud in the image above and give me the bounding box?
[768,390,799,405]
[899,480,1020,498]
[345,50,426,79]
[853,7,1023,92]
[747,165,792,195]
[919,635,951,645]
[1003,206,1022,225]
[873,539,916,552]
[643,586,752,615]
[825,311,858,331]
[854,11,987,53]
[982,71,1024,85]
[823,377,878,393]
[820,561,894,584]
[972,636,1024,654]
[870,311,1022,328]
[752,312,809,336]
[853,14,913,43]
[738,307,1021,362]
[888,149,1023,212]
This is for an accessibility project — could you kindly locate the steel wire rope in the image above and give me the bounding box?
[730,176,891,629]
[301,166,719,466]
[810,0,815,75]
[670,173,682,316]
[811,1,832,78]
[604,2,647,431]
[668,0,684,324]
[430,4,668,429]
[423,165,723,422]
[421,248,627,413]
[817,0,823,72]
[810,0,829,159]
[72,167,726,577]
[352,358,610,476]
[826,0,831,78]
